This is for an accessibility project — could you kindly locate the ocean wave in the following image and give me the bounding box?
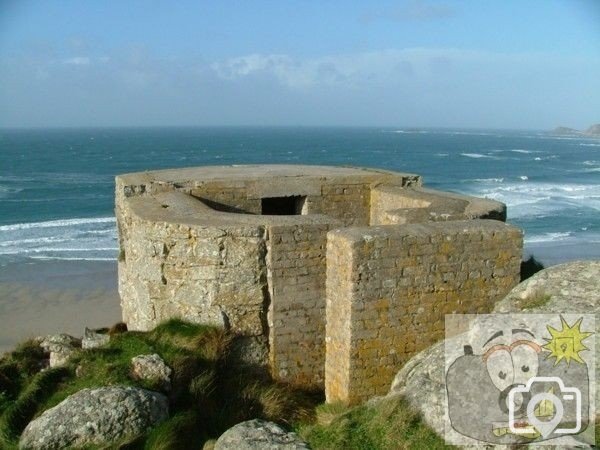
[443,131,497,136]
[509,149,540,154]
[0,217,115,232]
[0,247,118,255]
[461,182,600,218]
[580,143,600,147]
[0,237,71,247]
[29,256,116,262]
[488,149,541,154]
[388,130,430,134]
[524,232,572,244]
[460,153,497,159]
[0,175,35,182]
[29,172,113,185]
[0,185,24,199]
[0,216,117,262]
[461,178,505,183]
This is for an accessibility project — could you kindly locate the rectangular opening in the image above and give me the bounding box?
[261,196,306,215]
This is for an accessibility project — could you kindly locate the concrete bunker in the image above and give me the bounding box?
[261,195,307,215]
[116,164,522,403]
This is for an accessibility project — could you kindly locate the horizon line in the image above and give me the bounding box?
[0,124,554,132]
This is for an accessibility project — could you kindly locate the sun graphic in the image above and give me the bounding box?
[542,316,593,366]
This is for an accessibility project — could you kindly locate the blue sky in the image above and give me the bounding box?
[0,0,599,128]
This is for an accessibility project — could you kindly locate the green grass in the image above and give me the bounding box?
[298,396,451,450]
[0,319,320,449]
[0,319,450,449]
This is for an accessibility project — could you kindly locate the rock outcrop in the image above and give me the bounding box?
[585,124,600,136]
[386,261,599,447]
[81,327,110,349]
[494,260,600,420]
[552,126,581,136]
[131,354,172,391]
[552,124,600,137]
[214,419,310,450]
[38,334,81,368]
[19,386,168,449]
[494,260,600,313]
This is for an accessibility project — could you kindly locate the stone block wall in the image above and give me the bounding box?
[371,185,506,225]
[116,165,523,399]
[325,220,522,404]
[118,193,268,337]
[266,221,339,385]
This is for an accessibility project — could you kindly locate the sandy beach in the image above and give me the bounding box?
[0,260,121,354]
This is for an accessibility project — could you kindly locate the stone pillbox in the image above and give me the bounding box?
[115,164,522,403]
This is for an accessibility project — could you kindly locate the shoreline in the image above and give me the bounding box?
[523,241,600,267]
[0,260,121,354]
[1,240,599,354]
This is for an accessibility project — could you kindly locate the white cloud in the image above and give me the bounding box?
[63,56,91,66]
[210,48,489,88]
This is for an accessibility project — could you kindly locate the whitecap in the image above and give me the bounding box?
[460,153,495,159]
[0,216,117,262]
[0,237,71,247]
[509,149,540,154]
[0,217,115,232]
[525,232,572,244]
[0,185,23,199]
[29,256,115,262]
[459,182,600,219]
[520,176,529,180]
[462,178,504,183]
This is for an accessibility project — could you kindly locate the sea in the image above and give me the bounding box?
[1,127,599,267]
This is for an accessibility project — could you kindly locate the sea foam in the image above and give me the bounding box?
[0,217,117,262]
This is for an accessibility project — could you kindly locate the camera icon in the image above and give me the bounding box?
[508,376,582,438]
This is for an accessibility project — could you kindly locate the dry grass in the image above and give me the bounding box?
[298,395,449,450]
[518,289,551,310]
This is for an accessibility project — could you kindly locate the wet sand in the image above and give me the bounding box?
[524,241,600,267]
[0,260,121,354]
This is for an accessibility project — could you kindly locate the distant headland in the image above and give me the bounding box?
[551,123,600,137]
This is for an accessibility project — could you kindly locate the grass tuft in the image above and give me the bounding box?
[144,411,203,450]
[0,367,70,445]
[298,395,449,450]
[519,289,552,310]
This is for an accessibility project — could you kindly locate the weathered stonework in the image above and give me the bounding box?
[325,221,522,404]
[116,164,522,400]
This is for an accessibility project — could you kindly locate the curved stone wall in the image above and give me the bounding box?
[115,164,522,393]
